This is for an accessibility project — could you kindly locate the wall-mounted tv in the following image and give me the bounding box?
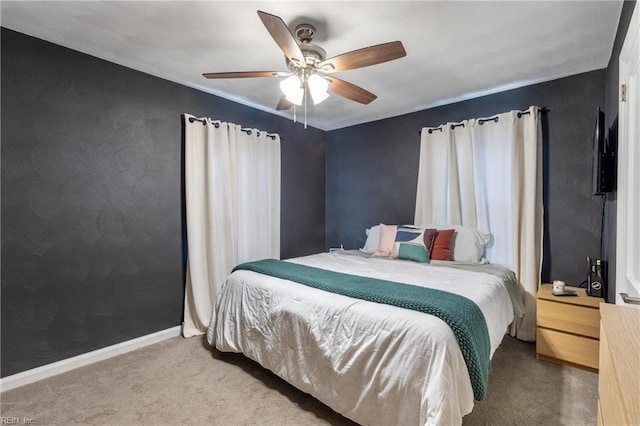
[592,108,616,195]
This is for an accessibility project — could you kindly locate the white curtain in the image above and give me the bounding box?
[415,106,543,341]
[182,114,281,337]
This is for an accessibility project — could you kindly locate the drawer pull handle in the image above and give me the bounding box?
[620,293,640,305]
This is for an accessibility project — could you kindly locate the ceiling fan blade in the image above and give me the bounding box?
[257,10,306,67]
[276,96,294,110]
[203,71,288,79]
[318,41,406,73]
[325,76,377,105]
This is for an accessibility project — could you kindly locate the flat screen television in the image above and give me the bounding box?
[592,108,616,195]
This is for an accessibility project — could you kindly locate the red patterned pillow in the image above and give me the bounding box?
[430,229,455,260]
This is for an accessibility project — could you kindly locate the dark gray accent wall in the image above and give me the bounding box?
[1,28,326,377]
[326,70,606,288]
[3,3,633,376]
[603,0,636,302]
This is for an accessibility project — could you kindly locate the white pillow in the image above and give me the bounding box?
[360,225,380,254]
[416,224,490,263]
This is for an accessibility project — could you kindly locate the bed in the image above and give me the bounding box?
[207,247,524,426]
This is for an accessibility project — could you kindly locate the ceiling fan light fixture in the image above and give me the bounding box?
[280,75,304,105]
[204,11,407,125]
[308,74,330,105]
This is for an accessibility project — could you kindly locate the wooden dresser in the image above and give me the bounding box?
[536,284,602,370]
[597,303,640,426]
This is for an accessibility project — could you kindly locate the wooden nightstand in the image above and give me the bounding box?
[536,284,603,371]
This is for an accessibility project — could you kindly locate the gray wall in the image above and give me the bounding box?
[1,28,326,377]
[3,3,634,376]
[603,0,636,302]
[326,70,607,288]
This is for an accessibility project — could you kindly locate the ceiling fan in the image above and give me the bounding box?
[203,11,406,124]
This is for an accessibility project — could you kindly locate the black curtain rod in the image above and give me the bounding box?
[188,117,216,127]
[187,116,280,140]
[418,107,549,135]
[240,128,279,140]
[423,122,466,134]
[478,116,499,125]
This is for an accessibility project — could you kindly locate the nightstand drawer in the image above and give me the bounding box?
[537,327,599,369]
[537,299,600,338]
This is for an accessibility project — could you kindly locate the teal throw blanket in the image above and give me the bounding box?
[233,259,491,401]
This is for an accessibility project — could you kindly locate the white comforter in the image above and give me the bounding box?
[207,251,520,426]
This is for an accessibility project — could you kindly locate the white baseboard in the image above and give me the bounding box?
[0,325,182,392]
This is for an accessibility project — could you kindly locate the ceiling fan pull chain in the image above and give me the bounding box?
[304,86,308,129]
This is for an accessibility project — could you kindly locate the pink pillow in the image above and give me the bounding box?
[373,224,397,257]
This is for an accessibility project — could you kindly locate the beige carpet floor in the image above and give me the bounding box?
[1,334,598,425]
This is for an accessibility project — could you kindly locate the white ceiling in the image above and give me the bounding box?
[1,1,623,131]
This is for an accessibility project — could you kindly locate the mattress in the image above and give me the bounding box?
[207,251,522,425]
